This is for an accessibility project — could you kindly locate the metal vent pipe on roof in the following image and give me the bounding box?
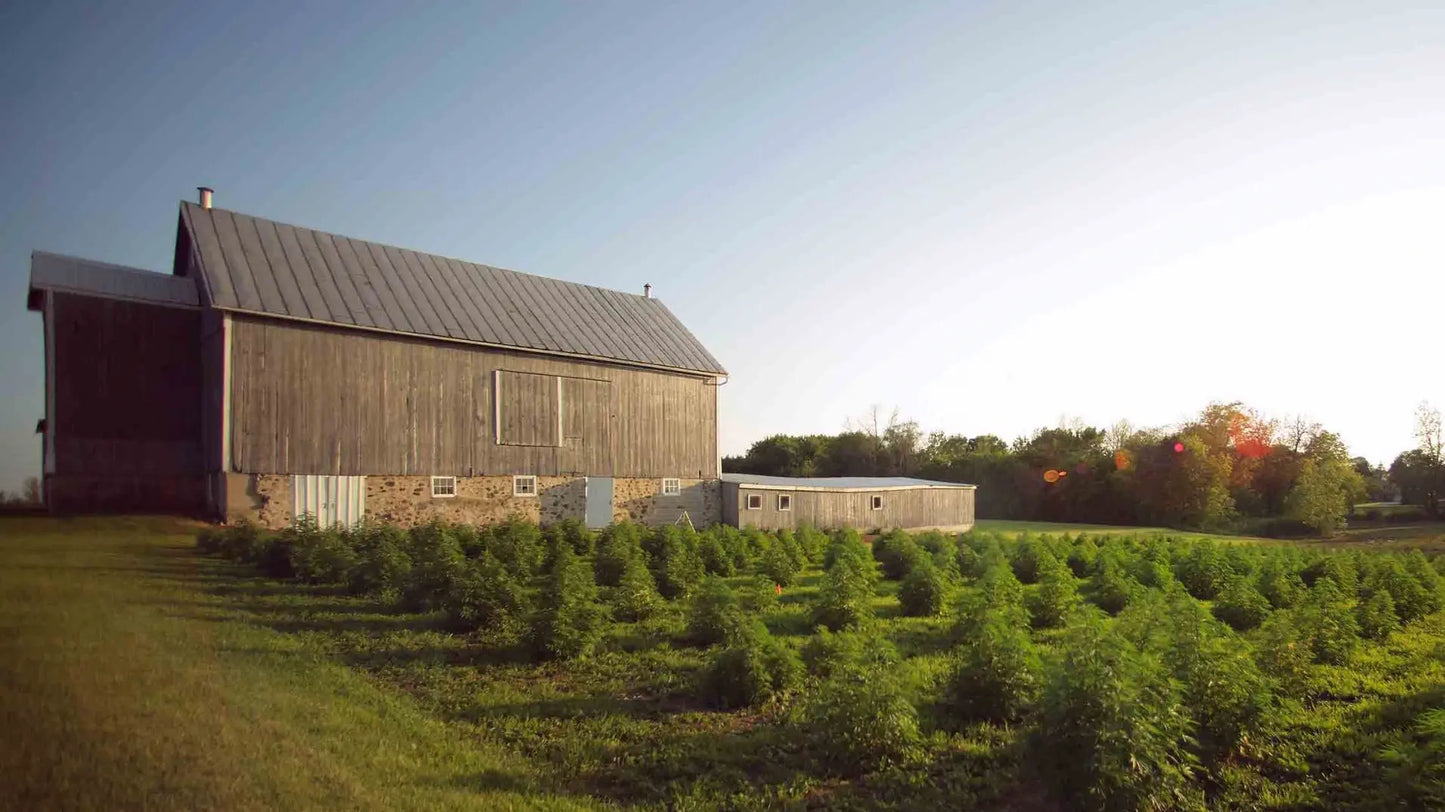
[197,186,214,209]
[644,283,652,299]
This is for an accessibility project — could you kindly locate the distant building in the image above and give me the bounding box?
[721,473,976,532]
[28,191,725,528]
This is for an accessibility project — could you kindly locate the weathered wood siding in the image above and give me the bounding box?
[50,293,202,476]
[227,315,718,478]
[727,484,975,531]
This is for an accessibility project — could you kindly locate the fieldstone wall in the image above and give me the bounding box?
[364,475,585,527]
[613,477,721,528]
[223,473,292,529]
[221,473,723,530]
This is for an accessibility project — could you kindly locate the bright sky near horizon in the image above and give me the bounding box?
[1,1,1442,493]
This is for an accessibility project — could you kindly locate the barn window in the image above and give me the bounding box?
[661,478,681,496]
[871,495,883,510]
[777,494,792,511]
[746,493,763,510]
[513,475,538,497]
[430,476,456,498]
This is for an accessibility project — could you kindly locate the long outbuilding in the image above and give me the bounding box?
[721,473,976,532]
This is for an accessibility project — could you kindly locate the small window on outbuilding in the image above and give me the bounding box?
[871,495,884,511]
[514,475,538,497]
[777,494,792,511]
[431,476,457,498]
[661,478,681,496]
[746,493,763,510]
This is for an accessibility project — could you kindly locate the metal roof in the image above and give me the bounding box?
[179,202,726,375]
[28,251,199,309]
[721,473,976,492]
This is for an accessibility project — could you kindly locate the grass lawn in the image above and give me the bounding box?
[0,516,591,811]
[975,518,1266,543]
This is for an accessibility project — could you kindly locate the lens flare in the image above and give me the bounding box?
[1173,442,1185,453]
[1114,450,1132,471]
[1043,469,1060,483]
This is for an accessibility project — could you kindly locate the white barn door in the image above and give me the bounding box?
[293,475,367,529]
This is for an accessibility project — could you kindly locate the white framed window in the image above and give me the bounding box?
[777,494,792,511]
[661,478,681,496]
[746,493,763,510]
[871,495,883,511]
[430,476,457,498]
[513,475,538,497]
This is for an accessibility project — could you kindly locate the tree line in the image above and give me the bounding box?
[723,402,1445,535]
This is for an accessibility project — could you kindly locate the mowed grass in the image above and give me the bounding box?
[976,518,1267,543]
[0,517,591,812]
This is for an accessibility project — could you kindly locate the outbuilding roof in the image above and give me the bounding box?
[178,202,726,376]
[27,251,199,310]
[720,473,976,492]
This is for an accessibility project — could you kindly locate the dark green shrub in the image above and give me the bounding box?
[532,545,607,660]
[489,516,545,578]
[1067,536,1099,578]
[898,558,948,617]
[696,530,735,576]
[196,527,226,555]
[775,529,806,571]
[594,522,644,588]
[1255,556,1305,609]
[944,613,1041,723]
[1378,708,1445,810]
[1301,553,1357,596]
[442,553,530,635]
[1085,556,1137,616]
[811,553,877,631]
[800,628,898,680]
[1030,555,1079,629]
[1297,578,1358,665]
[795,672,923,776]
[956,543,984,580]
[1254,611,1313,700]
[610,553,662,622]
[686,576,751,647]
[1031,618,1200,812]
[452,523,484,557]
[544,517,594,557]
[823,528,871,572]
[207,520,272,564]
[760,537,798,587]
[738,574,780,615]
[288,520,358,585]
[1011,537,1048,584]
[1177,540,1231,601]
[874,530,925,581]
[348,524,412,597]
[1212,578,1272,632]
[795,525,828,566]
[1162,602,1271,762]
[401,523,467,611]
[955,562,1029,636]
[699,625,801,709]
[648,528,704,600]
[1358,589,1400,640]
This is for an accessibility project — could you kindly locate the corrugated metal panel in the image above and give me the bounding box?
[29,252,199,307]
[293,475,366,528]
[719,473,977,491]
[181,202,726,375]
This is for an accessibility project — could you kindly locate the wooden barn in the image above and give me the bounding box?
[28,190,727,528]
[721,473,976,532]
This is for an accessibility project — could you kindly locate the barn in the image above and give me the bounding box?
[27,190,727,529]
[721,473,976,532]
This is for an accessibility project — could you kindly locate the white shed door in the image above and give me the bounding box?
[293,475,366,529]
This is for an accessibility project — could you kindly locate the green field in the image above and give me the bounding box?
[0,517,587,811]
[4,516,1445,810]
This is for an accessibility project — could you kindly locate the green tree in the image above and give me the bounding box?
[944,613,1041,723]
[1030,555,1080,629]
[898,558,948,617]
[1285,432,1366,535]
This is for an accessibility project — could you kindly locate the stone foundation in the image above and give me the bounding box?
[222,473,722,530]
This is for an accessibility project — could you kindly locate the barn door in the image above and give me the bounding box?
[584,477,613,529]
[293,475,366,529]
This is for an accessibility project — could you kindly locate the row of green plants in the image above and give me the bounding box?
[196,519,1445,810]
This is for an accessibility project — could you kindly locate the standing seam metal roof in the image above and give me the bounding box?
[180,202,727,375]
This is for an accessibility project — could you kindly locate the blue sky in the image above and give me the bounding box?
[2,1,1443,493]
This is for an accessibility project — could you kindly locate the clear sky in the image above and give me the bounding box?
[1,1,1442,493]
